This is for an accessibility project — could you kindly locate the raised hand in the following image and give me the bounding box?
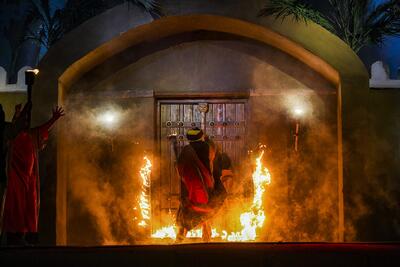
[52,106,65,120]
[15,103,22,113]
[13,104,22,120]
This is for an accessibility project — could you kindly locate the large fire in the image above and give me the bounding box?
[225,150,271,241]
[137,156,152,228]
[150,149,271,242]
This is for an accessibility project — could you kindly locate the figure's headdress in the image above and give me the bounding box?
[186,127,204,142]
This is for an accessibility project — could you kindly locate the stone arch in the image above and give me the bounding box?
[58,15,339,93]
[32,12,369,245]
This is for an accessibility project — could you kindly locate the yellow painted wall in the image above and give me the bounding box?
[0,92,27,121]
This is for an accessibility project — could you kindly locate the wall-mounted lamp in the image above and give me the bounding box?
[97,110,120,130]
[25,68,39,127]
[293,107,304,118]
[291,106,306,152]
[96,109,121,151]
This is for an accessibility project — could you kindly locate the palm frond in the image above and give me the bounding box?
[366,0,399,25]
[30,0,50,25]
[366,0,400,45]
[258,0,334,32]
[24,0,66,48]
[260,0,400,53]
[10,0,163,50]
[125,0,163,18]
[327,0,369,51]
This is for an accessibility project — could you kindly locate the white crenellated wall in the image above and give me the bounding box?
[370,61,400,89]
[0,66,31,92]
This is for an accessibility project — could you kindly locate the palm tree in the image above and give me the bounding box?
[259,0,400,53]
[126,0,163,18]
[25,0,64,49]
[0,1,42,81]
[25,0,162,49]
[0,0,163,77]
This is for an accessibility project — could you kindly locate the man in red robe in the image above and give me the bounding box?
[176,128,215,242]
[0,103,29,243]
[2,104,64,245]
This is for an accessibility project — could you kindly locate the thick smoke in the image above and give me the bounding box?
[62,89,372,244]
[241,91,341,242]
[64,97,152,245]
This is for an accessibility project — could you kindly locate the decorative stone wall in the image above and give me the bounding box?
[370,61,400,89]
[0,66,30,92]
[0,66,28,120]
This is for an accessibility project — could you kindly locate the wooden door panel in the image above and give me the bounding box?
[158,100,247,212]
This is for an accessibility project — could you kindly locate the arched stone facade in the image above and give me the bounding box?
[32,2,370,245]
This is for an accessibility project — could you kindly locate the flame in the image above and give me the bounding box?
[225,150,271,241]
[151,225,177,239]
[26,68,39,75]
[186,228,203,238]
[151,225,220,239]
[151,149,271,242]
[138,156,152,227]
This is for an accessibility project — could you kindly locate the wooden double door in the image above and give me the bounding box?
[157,99,247,215]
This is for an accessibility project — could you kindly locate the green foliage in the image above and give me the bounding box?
[259,0,400,53]
[10,0,163,50]
[126,0,163,18]
[258,0,334,32]
[366,0,400,45]
[0,0,163,79]
[25,0,65,48]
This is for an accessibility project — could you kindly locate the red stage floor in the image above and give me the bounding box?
[1,243,399,267]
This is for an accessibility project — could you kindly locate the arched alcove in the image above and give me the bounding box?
[32,10,369,245]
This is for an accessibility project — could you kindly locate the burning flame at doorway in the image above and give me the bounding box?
[150,149,271,242]
[138,156,152,228]
[227,150,271,241]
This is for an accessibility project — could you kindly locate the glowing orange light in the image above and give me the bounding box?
[151,149,271,242]
[26,69,39,75]
[225,150,271,241]
[138,156,152,228]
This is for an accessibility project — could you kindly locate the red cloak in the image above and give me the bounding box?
[3,126,48,233]
[177,144,214,212]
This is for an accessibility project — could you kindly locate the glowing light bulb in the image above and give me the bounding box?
[97,110,119,128]
[293,107,304,117]
[103,112,115,123]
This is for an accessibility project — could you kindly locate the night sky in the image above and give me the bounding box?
[0,0,399,78]
[375,0,400,78]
